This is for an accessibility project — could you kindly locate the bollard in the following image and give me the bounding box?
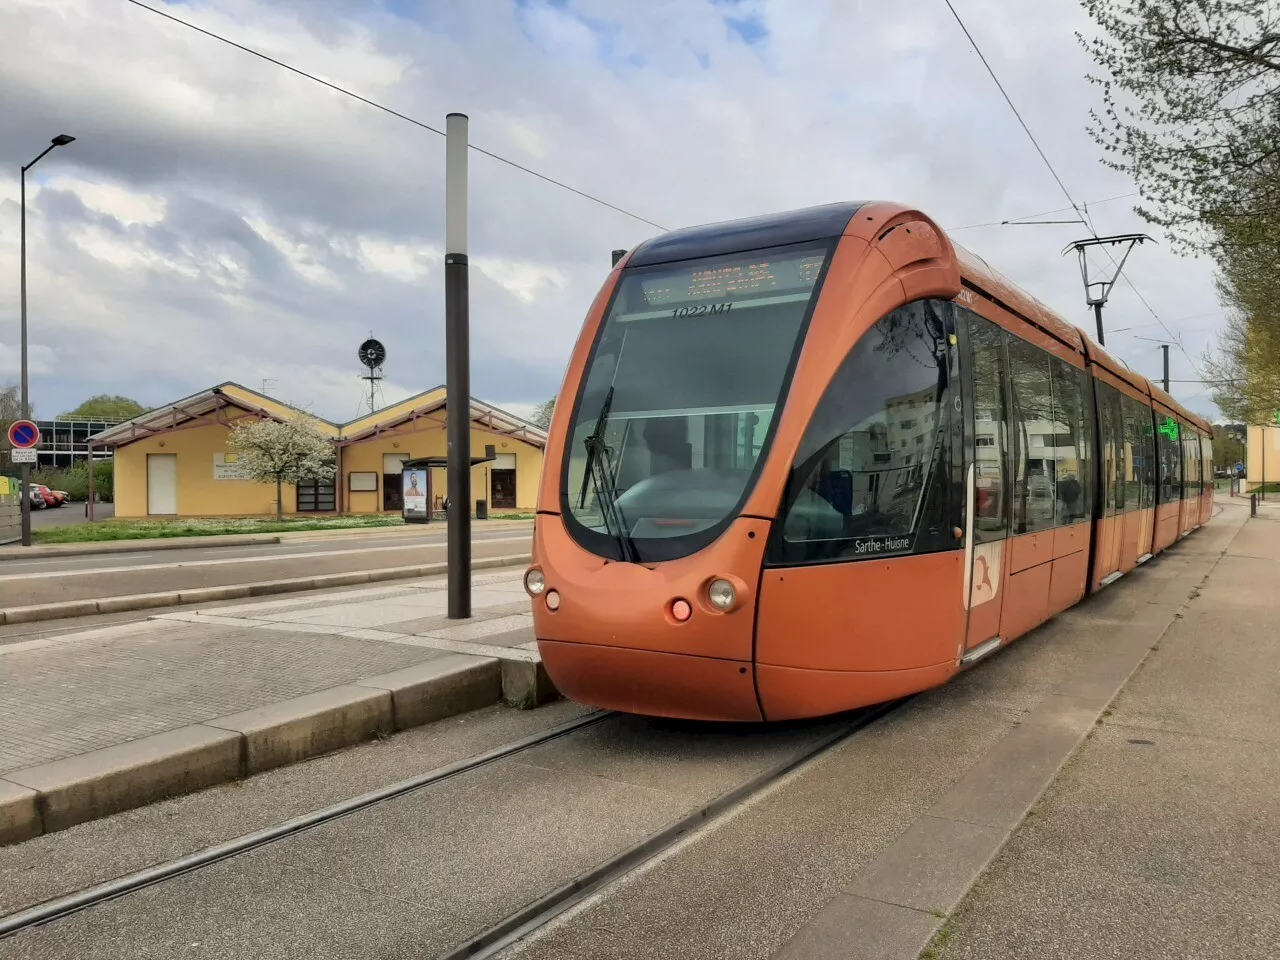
[1251,493,1257,516]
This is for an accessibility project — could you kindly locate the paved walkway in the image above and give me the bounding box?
[0,569,534,774]
[932,499,1279,960]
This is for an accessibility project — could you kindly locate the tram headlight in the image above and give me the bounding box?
[545,590,561,611]
[708,578,737,611]
[524,568,546,596]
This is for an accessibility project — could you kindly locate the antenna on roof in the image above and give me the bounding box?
[357,333,386,413]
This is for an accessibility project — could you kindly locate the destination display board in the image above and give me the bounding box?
[638,253,826,307]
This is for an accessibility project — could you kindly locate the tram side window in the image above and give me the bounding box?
[1049,357,1090,524]
[1182,432,1195,497]
[1188,430,1203,496]
[965,311,1010,543]
[1123,394,1157,509]
[1006,334,1056,535]
[771,299,955,564]
[1096,381,1122,514]
[1156,413,1182,502]
[1202,436,1214,488]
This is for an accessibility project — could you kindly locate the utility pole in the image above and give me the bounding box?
[1062,233,1154,347]
[445,112,471,619]
[18,134,76,547]
[1134,336,1172,393]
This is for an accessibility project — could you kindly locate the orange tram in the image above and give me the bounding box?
[524,201,1214,722]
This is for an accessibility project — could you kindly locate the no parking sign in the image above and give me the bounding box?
[7,420,40,464]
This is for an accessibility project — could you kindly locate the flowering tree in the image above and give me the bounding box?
[227,415,336,520]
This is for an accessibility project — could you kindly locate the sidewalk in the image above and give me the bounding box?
[0,565,550,843]
[929,499,1279,959]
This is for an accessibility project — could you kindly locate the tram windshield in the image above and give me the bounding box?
[562,242,832,562]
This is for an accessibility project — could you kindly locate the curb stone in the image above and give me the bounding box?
[0,649,555,844]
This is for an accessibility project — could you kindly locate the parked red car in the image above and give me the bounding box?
[32,484,60,508]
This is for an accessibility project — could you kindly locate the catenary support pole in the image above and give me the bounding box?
[1162,344,1170,393]
[445,112,471,618]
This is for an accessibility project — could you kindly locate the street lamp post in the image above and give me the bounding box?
[18,134,75,547]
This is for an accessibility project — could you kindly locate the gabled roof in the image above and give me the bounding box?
[88,383,325,448]
[338,394,548,448]
[89,381,548,449]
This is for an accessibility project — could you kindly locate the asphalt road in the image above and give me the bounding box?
[28,502,115,528]
[0,527,533,608]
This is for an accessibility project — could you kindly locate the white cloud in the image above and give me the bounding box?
[0,342,56,378]
[0,0,1225,424]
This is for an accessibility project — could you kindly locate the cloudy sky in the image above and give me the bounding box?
[1,0,1225,425]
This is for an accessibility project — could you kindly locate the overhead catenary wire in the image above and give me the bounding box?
[121,0,669,232]
[940,0,1208,389]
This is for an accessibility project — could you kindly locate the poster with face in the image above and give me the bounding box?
[403,469,428,520]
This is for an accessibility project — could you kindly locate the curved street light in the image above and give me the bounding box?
[18,134,76,546]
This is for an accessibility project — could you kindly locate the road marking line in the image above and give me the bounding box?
[0,535,533,582]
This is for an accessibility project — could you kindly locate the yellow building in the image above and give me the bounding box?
[1245,423,1280,491]
[91,382,547,518]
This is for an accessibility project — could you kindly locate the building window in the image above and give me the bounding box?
[297,479,336,513]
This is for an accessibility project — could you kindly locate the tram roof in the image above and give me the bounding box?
[620,200,1211,435]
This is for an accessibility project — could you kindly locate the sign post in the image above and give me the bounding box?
[7,421,40,542]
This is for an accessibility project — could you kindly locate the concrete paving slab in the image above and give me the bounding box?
[5,724,241,833]
[772,894,938,960]
[844,815,1008,915]
[205,685,392,774]
[355,654,501,729]
[0,623,434,773]
[0,779,40,845]
[933,725,1280,960]
[421,613,533,641]
[923,699,1104,832]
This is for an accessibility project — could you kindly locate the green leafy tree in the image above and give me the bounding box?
[1201,208,1280,421]
[530,398,556,429]
[227,416,336,520]
[61,395,147,421]
[1079,0,1280,256]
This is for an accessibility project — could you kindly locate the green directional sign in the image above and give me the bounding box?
[1157,417,1179,442]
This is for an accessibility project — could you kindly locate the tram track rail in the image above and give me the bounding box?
[0,697,905,957]
[440,698,904,960]
[0,710,613,941]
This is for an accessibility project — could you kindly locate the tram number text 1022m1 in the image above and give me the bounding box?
[671,302,733,319]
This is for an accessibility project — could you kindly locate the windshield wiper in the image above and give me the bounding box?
[578,387,638,561]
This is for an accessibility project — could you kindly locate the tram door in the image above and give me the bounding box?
[957,310,1010,653]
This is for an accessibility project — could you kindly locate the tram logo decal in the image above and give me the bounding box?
[969,541,1002,608]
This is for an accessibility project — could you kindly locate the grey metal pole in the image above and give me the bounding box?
[19,165,31,546]
[445,112,471,619]
[1161,344,1170,393]
[1093,302,1105,347]
[16,136,74,546]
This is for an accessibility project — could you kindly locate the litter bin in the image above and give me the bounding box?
[476,499,489,520]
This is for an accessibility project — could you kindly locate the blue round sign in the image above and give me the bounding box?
[7,420,39,449]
